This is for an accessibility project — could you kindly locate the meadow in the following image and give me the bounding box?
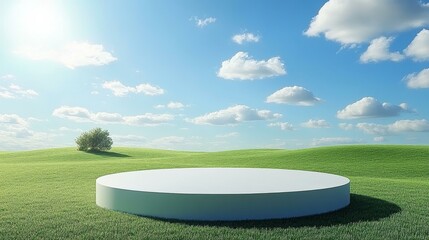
[0,145,428,239]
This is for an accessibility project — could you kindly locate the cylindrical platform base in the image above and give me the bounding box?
[96,168,350,221]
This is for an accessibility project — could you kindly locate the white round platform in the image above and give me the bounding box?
[96,168,350,221]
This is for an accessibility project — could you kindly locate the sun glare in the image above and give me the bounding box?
[8,0,65,43]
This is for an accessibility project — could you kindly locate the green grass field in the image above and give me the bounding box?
[0,145,428,239]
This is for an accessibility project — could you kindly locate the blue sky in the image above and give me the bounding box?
[1,0,429,151]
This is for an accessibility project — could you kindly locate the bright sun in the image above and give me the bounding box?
[8,0,65,43]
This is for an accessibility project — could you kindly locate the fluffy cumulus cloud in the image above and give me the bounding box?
[102,80,164,96]
[404,29,429,61]
[167,102,185,109]
[0,114,28,127]
[52,106,92,122]
[0,114,57,150]
[405,68,429,89]
[356,119,429,135]
[193,17,216,27]
[268,122,294,131]
[0,84,38,99]
[305,0,429,45]
[311,137,361,146]
[266,86,321,106]
[155,102,186,109]
[301,119,330,128]
[135,83,165,96]
[52,106,173,126]
[217,52,286,80]
[388,119,429,132]
[337,97,411,119]
[189,105,281,125]
[0,128,57,150]
[232,33,260,44]
[16,42,117,69]
[360,37,404,63]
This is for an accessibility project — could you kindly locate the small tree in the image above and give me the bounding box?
[76,128,113,152]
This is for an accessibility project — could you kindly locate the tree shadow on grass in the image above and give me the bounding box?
[157,194,401,229]
[85,150,131,158]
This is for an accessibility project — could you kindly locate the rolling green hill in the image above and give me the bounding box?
[0,145,428,239]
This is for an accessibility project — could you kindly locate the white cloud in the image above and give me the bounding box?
[232,33,260,44]
[388,119,429,133]
[189,105,281,125]
[16,42,117,69]
[0,89,14,99]
[356,123,389,135]
[52,106,174,126]
[167,102,185,109]
[0,83,38,99]
[0,128,58,150]
[266,86,321,106]
[0,74,15,80]
[123,114,174,126]
[136,83,165,96]
[0,114,57,150]
[193,17,216,27]
[337,97,411,119]
[217,52,286,80]
[59,42,117,69]
[94,112,123,123]
[52,106,92,123]
[216,132,239,138]
[405,68,429,89]
[339,123,354,131]
[9,84,38,98]
[301,119,330,128]
[0,114,28,127]
[154,102,186,109]
[102,80,164,96]
[305,0,429,45]
[356,119,429,135]
[404,29,429,61]
[268,122,294,131]
[102,81,130,96]
[360,37,404,63]
[311,137,361,146]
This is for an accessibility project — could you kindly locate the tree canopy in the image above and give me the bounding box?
[76,128,113,152]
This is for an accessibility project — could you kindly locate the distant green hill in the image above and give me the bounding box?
[0,145,428,239]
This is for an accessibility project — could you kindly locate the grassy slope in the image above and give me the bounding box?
[0,145,428,239]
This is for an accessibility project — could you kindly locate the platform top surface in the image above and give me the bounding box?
[97,168,350,194]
